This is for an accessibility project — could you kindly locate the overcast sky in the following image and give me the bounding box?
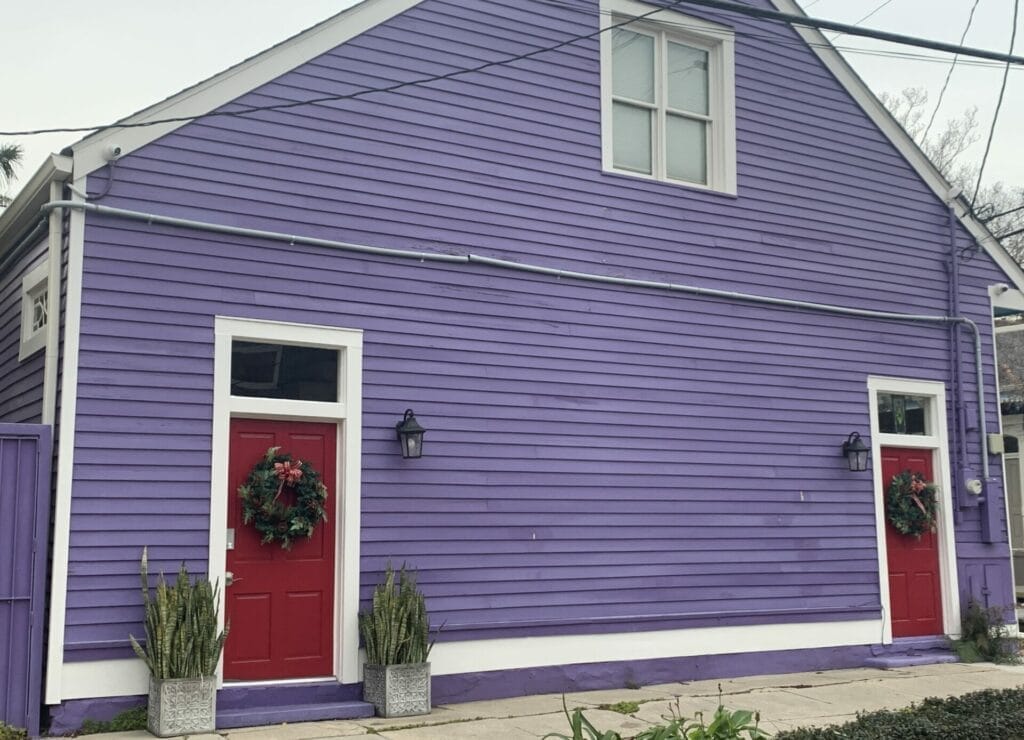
[4,0,1022,201]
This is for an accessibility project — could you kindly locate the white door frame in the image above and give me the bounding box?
[210,316,363,685]
[866,376,960,644]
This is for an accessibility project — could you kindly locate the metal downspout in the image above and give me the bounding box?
[42,183,64,425]
[39,199,992,478]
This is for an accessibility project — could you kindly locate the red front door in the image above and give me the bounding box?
[882,446,943,637]
[224,419,337,680]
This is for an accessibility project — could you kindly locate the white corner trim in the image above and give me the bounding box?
[770,0,1024,292]
[45,180,88,705]
[61,660,150,700]
[865,376,960,644]
[427,619,881,676]
[42,181,63,424]
[72,0,424,177]
[209,317,364,687]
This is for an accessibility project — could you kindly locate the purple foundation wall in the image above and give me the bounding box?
[47,642,875,734]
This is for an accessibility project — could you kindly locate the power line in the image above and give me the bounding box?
[680,0,1024,64]
[971,0,1019,207]
[0,0,688,139]
[829,0,897,42]
[3,0,1023,139]
[923,0,981,141]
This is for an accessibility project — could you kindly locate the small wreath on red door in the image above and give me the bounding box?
[238,446,328,550]
[886,470,939,538]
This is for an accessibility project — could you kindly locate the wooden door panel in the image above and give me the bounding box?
[225,419,337,679]
[882,446,943,637]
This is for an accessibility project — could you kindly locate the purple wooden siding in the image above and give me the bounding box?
[62,0,1012,659]
[0,424,52,737]
[0,242,47,423]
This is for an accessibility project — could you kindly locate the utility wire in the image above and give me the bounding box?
[2,0,1024,138]
[923,0,981,141]
[829,0,897,42]
[971,0,1019,207]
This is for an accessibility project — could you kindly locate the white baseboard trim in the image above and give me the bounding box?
[57,619,881,701]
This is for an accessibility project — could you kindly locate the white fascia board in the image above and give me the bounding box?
[0,154,73,257]
[770,0,1024,292]
[71,0,424,178]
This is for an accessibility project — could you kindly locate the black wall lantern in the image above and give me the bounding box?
[842,432,869,472]
[396,409,426,459]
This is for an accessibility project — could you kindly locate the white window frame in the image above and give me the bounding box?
[19,261,49,360]
[600,0,737,195]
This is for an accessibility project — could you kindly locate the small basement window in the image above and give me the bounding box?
[231,341,339,402]
[19,261,48,360]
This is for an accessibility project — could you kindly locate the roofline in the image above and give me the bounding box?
[0,153,73,261]
[69,0,424,177]
[769,0,1024,290]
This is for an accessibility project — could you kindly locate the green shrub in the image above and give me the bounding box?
[128,547,228,679]
[955,598,1020,663]
[359,562,432,665]
[775,687,1024,739]
[0,722,27,740]
[78,706,148,735]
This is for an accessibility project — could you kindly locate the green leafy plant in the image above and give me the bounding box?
[359,562,433,665]
[545,691,768,740]
[954,598,1020,664]
[128,548,229,679]
[78,706,148,735]
[0,722,27,740]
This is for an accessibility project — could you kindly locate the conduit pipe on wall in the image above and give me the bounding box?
[40,199,991,481]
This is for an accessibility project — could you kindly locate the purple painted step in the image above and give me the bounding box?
[216,680,374,729]
[217,700,374,729]
[864,636,959,669]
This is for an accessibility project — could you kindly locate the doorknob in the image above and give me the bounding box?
[225,571,239,587]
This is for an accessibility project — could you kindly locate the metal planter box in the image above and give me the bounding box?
[147,676,217,737]
[363,662,431,718]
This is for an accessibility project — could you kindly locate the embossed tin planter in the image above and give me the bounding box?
[147,676,217,737]
[363,662,431,718]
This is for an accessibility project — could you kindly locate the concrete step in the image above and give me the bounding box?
[865,636,959,669]
[217,700,375,729]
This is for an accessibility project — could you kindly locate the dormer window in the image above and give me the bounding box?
[601,0,736,194]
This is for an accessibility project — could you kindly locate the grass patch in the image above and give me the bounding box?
[0,722,27,740]
[78,706,147,735]
[599,701,642,714]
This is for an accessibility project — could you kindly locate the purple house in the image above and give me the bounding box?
[2,0,1023,732]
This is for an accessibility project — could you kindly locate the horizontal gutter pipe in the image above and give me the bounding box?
[41,199,990,480]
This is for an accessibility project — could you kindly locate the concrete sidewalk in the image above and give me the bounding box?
[73,662,1024,739]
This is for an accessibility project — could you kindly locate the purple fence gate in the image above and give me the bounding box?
[0,424,52,738]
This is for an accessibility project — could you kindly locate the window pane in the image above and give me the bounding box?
[666,115,707,184]
[667,42,708,114]
[613,102,652,174]
[877,393,929,435]
[612,29,655,103]
[231,341,338,402]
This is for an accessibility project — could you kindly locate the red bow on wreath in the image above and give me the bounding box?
[274,460,304,485]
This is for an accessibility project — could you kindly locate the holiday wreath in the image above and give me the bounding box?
[886,469,938,538]
[238,446,328,549]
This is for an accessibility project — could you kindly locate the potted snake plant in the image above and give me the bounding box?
[129,548,228,737]
[359,562,433,717]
